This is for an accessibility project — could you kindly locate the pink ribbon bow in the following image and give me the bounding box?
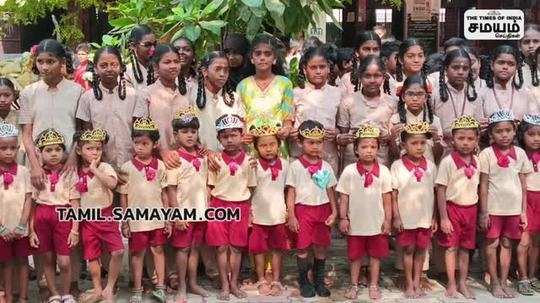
[0,163,17,189]
[131,157,159,182]
[492,145,516,168]
[356,161,380,188]
[222,151,246,176]
[298,155,322,176]
[47,170,60,192]
[401,155,428,182]
[451,152,477,180]
[178,150,203,172]
[528,151,540,172]
[259,158,283,181]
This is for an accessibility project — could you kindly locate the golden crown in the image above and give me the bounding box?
[174,106,199,121]
[451,116,480,130]
[403,121,431,135]
[36,128,65,148]
[133,117,158,131]
[355,124,380,139]
[248,117,281,137]
[80,128,108,142]
[299,126,325,140]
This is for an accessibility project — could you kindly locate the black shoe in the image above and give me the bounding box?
[314,258,331,297]
[297,256,316,298]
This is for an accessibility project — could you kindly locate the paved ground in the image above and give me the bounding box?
[25,238,540,302]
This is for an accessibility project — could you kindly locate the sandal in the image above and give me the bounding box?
[60,295,77,303]
[151,286,167,303]
[344,284,359,300]
[531,278,540,292]
[269,281,284,296]
[47,295,62,303]
[129,288,143,303]
[517,280,535,296]
[79,289,103,303]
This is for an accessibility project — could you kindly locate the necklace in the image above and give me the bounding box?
[447,85,467,119]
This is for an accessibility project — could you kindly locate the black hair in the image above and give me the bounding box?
[146,44,187,95]
[75,43,90,53]
[223,33,250,56]
[395,38,425,82]
[381,41,400,60]
[425,53,444,74]
[351,55,390,94]
[451,127,480,136]
[128,24,153,84]
[35,129,66,151]
[438,48,477,103]
[532,47,540,87]
[443,37,468,52]
[91,47,126,101]
[397,74,434,124]
[243,33,286,77]
[72,130,110,146]
[400,129,432,143]
[172,116,200,132]
[521,24,540,87]
[485,45,523,89]
[0,77,20,110]
[172,36,198,80]
[298,44,337,88]
[196,51,236,109]
[303,36,323,52]
[517,119,540,149]
[336,47,354,70]
[32,39,74,75]
[132,129,160,143]
[298,119,324,142]
[353,31,381,54]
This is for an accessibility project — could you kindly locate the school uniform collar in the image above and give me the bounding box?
[451,151,476,179]
[360,92,383,108]
[221,150,246,176]
[259,157,282,181]
[298,155,322,176]
[99,83,118,95]
[305,82,328,92]
[205,87,223,102]
[178,149,202,171]
[356,161,379,188]
[131,157,158,181]
[405,108,425,122]
[42,166,61,192]
[155,79,180,96]
[0,162,17,189]
[40,78,68,92]
[527,150,540,172]
[401,155,427,182]
[492,145,516,168]
[493,82,512,91]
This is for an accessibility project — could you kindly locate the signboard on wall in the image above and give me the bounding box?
[405,0,440,54]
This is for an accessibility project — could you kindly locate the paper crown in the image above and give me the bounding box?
[451,116,480,130]
[248,117,281,137]
[299,125,325,139]
[488,110,515,125]
[216,114,244,131]
[174,106,199,123]
[0,122,18,138]
[133,117,158,131]
[355,124,380,139]
[80,128,108,142]
[36,128,65,148]
[523,114,540,126]
[403,121,431,135]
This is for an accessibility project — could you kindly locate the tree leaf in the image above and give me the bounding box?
[246,15,262,39]
[239,5,251,22]
[183,24,201,41]
[264,0,285,15]
[250,6,266,18]
[199,20,227,35]
[109,17,132,28]
[202,0,225,16]
[241,0,263,8]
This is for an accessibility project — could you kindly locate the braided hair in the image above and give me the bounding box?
[128,24,153,84]
[485,45,524,89]
[438,48,477,103]
[395,38,425,82]
[91,46,127,101]
[533,47,540,87]
[0,77,20,110]
[351,55,390,94]
[297,44,336,89]
[146,44,187,95]
[397,74,434,124]
[32,39,74,75]
[520,24,540,87]
[196,51,236,110]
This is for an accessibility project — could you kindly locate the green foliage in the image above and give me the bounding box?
[52,13,85,47]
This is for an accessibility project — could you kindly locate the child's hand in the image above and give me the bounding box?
[336,133,355,146]
[479,118,489,130]
[290,128,299,141]
[392,217,403,232]
[430,218,438,233]
[30,165,46,190]
[175,221,189,230]
[61,152,77,177]
[207,151,222,172]
[479,213,490,231]
[324,128,338,141]
[89,157,100,173]
[440,218,453,234]
[325,212,336,226]
[164,222,172,238]
[29,231,40,248]
[381,219,391,235]
[162,150,181,170]
[242,133,254,145]
[197,145,209,157]
[339,218,350,234]
[390,123,404,139]
[277,126,291,140]
[121,222,131,238]
[520,213,528,230]
[67,229,79,248]
[287,215,299,233]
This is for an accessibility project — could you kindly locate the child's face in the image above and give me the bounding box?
[175,128,198,149]
[520,28,540,57]
[133,34,156,62]
[452,129,478,155]
[360,63,384,95]
[132,136,156,159]
[217,129,242,153]
[491,54,517,82]
[402,83,427,113]
[341,59,353,74]
[469,53,481,80]
[524,125,540,151]
[251,43,276,72]
[0,137,18,164]
[226,51,244,69]
[304,55,329,87]
[173,39,195,69]
[400,45,425,75]
[490,121,515,147]
[77,50,89,63]
[203,57,229,89]
[77,141,103,164]
[255,135,279,160]
[35,52,63,81]
[301,137,323,158]
[157,51,181,82]
[95,53,121,84]
[356,138,378,162]
[386,52,398,74]
[446,57,470,88]
[0,86,15,111]
[402,134,427,158]
[41,144,64,166]
[356,40,380,60]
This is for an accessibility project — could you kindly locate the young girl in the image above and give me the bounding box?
[476,45,538,122]
[0,78,24,164]
[381,41,400,81]
[337,124,392,300]
[479,110,532,299]
[0,123,31,303]
[191,51,245,152]
[337,55,395,167]
[28,129,80,303]
[19,39,83,187]
[117,118,170,303]
[145,44,190,167]
[237,34,293,155]
[336,47,354,86]
[516,114,540,295]
[125,25,156,91]
[248,118,289,296]
[462,46,487,90]
[172,36,198,92]
[222,33,250,89]
[520,24,540,89]
[76,46,148,171]
[292,45,342,173]
[436,116,480,299]
[340,31,381,95]
[206,114,256,300]
[286,120,337,298]
[166,108,209,301]
[391,121,437,299]
[389,74,443,163]
[73,129,123,302]
[432,48,478,146]
[73,43,91,91]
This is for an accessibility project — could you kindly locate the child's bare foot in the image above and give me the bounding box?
[217,290,230,301]
[230,286,247,299]
[444,284,459,298]
[490,283,506,298]
[269,282,283,296]
[458,283,475,299]
[415,287,427,298]
[404,286,416,299]
[188,283,209,297]
[255,280,271,296]
[369,285,382,300]
[175,290,187,303]
[501,284,516,298]
[344,285,359,300]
